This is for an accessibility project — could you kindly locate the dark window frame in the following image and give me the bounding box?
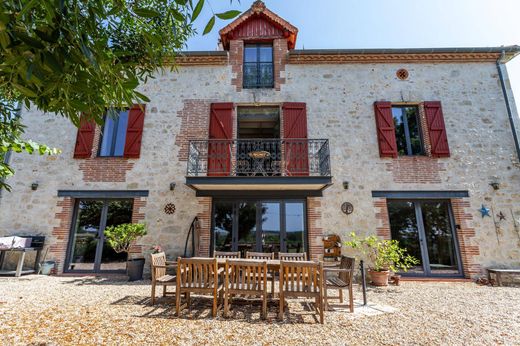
[243,43,274,89]
[210,198,307,256]
[386,198,464,278]
[63,197,134,274]
[98,109,129,157]
[392,105,425,156]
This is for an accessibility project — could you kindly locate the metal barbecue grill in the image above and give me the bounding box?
[0,235,46,277]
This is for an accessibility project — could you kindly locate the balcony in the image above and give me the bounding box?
[185,139,332,194]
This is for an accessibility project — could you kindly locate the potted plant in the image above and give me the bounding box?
[104,223,147,281]
[344,232,418,286]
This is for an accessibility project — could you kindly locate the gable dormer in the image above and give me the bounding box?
[219,1,298,50]
[219,1,298,91]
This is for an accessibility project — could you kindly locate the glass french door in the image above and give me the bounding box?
[213,199,306,257]
[66,199,133,273]
[387,199,463,276]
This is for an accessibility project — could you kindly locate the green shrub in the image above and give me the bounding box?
[104,223,147,255]
[344,232,419,272]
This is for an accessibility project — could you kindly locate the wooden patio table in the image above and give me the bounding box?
[216,257,282,271]
[215,258,339,268]
[179,258,339,273]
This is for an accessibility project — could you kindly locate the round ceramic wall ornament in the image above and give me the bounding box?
[164,203,176,215]
[396,68,409,80]
[341,202,354,215]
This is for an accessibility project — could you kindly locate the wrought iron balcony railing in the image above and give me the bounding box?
[243,62,274,88]
[187,139,331,177]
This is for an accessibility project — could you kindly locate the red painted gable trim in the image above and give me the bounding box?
[219,1,298,50]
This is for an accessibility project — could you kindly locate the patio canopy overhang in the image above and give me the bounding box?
[185,176,332,197]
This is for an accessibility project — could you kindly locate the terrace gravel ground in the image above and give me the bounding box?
[0,275,519,345]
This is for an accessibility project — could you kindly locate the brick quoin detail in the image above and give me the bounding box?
[77,125,135,182]
[230,40,244,91]
[373,198,391,240]
[307,197,324,260]
[197,197,212,257]
[175,99,213,161]
[273,38,288,91]
[49,197,74,273]
[451,198,481,278]
[129,197,147,256]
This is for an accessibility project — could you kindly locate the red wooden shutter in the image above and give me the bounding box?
[208,103,233,176]
[123,104,146,158]
[283,102,309,176]
[424,101,450,158]
[374,101,398,158]
[73,117,95,158]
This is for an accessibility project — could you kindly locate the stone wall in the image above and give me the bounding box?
[1,60,519,277]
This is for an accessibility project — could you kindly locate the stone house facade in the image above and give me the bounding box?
[1,1,520,278]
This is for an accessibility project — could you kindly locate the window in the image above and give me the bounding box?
[99,109,129,157]
[66,199,133,273]
[236,106,281,176]
[237,106,280,139]
[387,199,462,276]
[213,199,306,257]
[392,106,423,156]
[243,43,274,88]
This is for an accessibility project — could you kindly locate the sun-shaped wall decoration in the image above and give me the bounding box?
[164,203,176,215]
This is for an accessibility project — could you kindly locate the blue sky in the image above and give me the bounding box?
[186,0,520,105]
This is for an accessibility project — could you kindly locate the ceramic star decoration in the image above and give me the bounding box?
[479,204,491,218]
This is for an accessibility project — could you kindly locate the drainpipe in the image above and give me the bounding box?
[496,51,520,162]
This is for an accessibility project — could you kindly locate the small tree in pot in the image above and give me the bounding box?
[344,232,418,286]
[104,223,147,281]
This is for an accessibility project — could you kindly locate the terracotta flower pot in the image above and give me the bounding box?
[369,269,390,286]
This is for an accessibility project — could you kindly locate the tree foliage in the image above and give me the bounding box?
[104,222,147,254]
[0,101,59,191]
[0,0,239,190]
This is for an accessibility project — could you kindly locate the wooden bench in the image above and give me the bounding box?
[487,269,520,286]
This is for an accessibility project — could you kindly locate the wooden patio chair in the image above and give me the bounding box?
[246,252,275,294]
[279,260,324,324]
[245,251,274,260]
[323,256,355,312]
[214,251,241,259]
[150,252,177,305]
[176,257,222,317]
[279,252,307,261]
[214,251,241,281]
[223,259,269,319]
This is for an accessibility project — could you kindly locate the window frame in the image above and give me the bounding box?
[237,105,281,139]
[98,109,129,158]
[391,104,425,156]
[386,198,464,278]
[210,198,308,256]
[243,43,274,89]
[63,197,134,274]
